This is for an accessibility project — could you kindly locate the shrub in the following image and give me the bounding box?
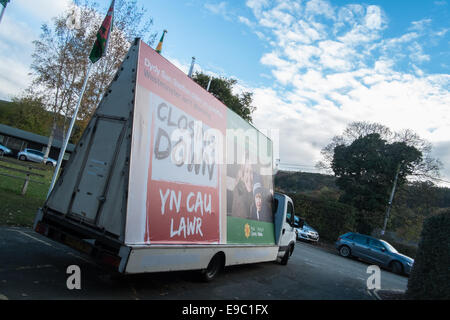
[406,210,450,299]
[289,193,356,243]
[384,240,417,259]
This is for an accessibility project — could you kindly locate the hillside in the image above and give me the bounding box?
[274,170,450,209]
[0,99,82,144]
[275,170,337,193]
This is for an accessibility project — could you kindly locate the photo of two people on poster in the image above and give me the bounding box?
[229,161,273,223]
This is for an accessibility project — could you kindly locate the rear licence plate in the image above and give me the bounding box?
[64,236,93,255]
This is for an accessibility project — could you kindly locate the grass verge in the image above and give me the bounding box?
[0,157,53,227]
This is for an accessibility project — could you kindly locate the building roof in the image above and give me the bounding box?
[0,123,75,152]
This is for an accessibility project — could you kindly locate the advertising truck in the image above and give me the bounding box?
[34,38,298,280]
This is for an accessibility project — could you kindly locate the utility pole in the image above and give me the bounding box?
[381,162,402,236]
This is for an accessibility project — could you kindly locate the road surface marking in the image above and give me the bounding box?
[373,289,383,300]
[16,264,54,271]
[8,228,97,266]
[357,277,366,281]
[10,229,54,247]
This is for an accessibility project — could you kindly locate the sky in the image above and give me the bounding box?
[0,0,449,186]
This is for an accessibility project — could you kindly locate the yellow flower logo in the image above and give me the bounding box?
[244,223,251,238]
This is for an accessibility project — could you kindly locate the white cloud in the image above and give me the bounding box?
[242,0,450,184]
[245,0,270,19]
[238,16,254,27]
[0,56,32,99]
[408,42,430,63]
[365,5,383,30]
[409,18,432,32]
[204,1,232,21]
[305,0,335,20]
[0,0,72,100]
[204,1,227,15]
[13,0,71,23]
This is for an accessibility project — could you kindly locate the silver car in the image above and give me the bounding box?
[335,232,414,275]
[17,148,57,166]
[295,220,319,242]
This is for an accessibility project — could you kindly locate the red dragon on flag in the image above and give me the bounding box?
[89,0,115,64]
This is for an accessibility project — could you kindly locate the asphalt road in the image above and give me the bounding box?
[0,226,408,300]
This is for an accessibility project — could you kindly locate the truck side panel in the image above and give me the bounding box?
[124,246,279,274]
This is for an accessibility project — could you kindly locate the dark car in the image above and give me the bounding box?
[335,232,414,275]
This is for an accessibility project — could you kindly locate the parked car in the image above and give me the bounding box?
[17,148,57,166]
[0,143,12,157]
[335,232,414,275]
[294,216,319,242]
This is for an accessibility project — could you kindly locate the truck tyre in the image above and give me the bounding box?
[280,244,293,266]
[199,253,223,282]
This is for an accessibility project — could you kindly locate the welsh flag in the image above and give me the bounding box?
[0,0,10,8]
[155,30,167,54]
[89,0,115,64]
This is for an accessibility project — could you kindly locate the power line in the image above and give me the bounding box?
[277,161,318,168]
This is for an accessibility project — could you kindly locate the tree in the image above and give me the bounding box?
[191,72,256,122]
[26,0,156,150]
[0,98,51,136]
[317,121,442,182]
[331,133,423,234]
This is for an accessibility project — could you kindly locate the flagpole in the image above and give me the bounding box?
[0,5,6,25]
[47,62,93,199]
[188,56,195,78]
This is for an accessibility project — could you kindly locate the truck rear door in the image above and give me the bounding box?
[69,117,126,224]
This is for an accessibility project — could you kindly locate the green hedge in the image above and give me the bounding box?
[289,193,356,243]
[406,210,450,299]
[377,232,418,258]
[385,241,417,259]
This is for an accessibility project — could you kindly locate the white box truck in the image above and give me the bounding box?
[34,39,298,280]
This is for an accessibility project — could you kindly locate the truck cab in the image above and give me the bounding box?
[274,193,298,265]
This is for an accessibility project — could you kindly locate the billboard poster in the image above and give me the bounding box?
[225,110,275,244]
[128,41,227,244]
[126,40,274,245]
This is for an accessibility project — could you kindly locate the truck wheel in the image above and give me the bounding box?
[280,244,293,266]
[199,253,223,282]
